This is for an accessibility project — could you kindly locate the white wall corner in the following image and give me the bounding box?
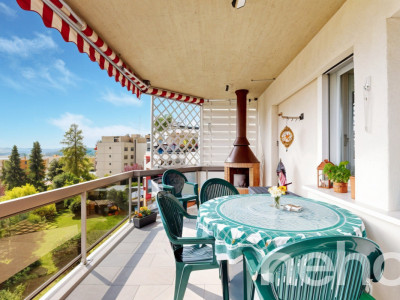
[386,17,400,210]
[317,75,329,162]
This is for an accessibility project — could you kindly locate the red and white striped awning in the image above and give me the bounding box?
[16,0,205,105]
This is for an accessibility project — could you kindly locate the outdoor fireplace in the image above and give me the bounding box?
[224,89,260,193]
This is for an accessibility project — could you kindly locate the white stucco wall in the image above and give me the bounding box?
[258,0,400,211]
[277,80,318,192]
[257,1,400,298]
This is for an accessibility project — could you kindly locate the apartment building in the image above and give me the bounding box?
[95,134,147,177]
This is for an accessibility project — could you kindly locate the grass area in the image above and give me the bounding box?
[0,209,127,299]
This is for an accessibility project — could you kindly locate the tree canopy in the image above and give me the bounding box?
[60,124,92,178]
[28,141,45,191]
[47,159,65,181]
[1,184,37,202]
[0,145,26,190]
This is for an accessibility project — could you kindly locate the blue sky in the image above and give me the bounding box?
[0,1,151,149]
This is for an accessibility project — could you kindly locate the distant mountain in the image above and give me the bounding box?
[0,148,95,157]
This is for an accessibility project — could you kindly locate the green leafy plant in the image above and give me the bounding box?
[323,161,351,183]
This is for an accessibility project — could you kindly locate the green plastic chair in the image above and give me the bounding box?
[243,236,384,300]
[200,178,239,205]
[156,192,228,300]
[162,169,199,211]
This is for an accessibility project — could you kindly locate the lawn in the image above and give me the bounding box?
[0,209,127,299]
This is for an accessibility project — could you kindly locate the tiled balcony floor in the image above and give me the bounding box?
[66,206,245,300]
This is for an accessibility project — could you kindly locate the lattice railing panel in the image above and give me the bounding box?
[151,96,201,168]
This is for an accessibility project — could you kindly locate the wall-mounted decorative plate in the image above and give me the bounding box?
[280,126,294,151]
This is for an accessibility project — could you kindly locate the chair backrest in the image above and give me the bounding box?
[162,169,187,197]
[200,178,239,204]
[257,236,384,300]
[156,191,185,252]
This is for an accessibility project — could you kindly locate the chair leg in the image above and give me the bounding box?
[174,263,184,300]
[182,201,188,211]
[220,260,230,300]
[176,265,192,300]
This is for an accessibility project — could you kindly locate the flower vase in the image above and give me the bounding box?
[274,197,281,209]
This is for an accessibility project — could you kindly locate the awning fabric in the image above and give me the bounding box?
[16,0,205,105]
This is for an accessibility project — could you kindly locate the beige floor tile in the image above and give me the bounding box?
[151,253,175,267]
[188,268,221,285]
[133,284,205,300]
[112,242,140,254]
[112,266,175,285]
[80,267,122,285]
[203,284,223,300]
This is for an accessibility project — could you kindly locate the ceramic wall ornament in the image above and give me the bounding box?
[280,126,294,152]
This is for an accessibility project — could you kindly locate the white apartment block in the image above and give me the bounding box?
[95,134,148,177]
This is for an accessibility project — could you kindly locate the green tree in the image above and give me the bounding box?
[47,159,65,181]
[0,145,26,190]
[1,184,38,202]
[60,124,91,178]
[52,172,80,189]
[28,141,46,191]
[154,114,173,132]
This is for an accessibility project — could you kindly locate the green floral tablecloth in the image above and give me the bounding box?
[196,194,366,264]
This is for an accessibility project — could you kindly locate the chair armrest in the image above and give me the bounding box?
[182,211,197,219]
[161,184,175,194]
[174,236,215,245]
[243,249,260,280]
[185,181,199,195]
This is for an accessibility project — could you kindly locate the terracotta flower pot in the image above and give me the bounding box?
[350,176,355,199]
[333,182,348,193]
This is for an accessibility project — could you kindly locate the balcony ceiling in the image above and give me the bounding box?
[65,0,345,99]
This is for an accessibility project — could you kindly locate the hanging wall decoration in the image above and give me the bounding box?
[280,126,294,151]
[278,112,304,152]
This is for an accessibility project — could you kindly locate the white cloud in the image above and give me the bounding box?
[0,2,16,17]
[49,113,148,147]
[19,59,77,91]
[0,33,57,57]
[101,90,142,107]
[0,75,23,90]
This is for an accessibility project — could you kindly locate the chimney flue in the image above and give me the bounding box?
[225,89,259,163]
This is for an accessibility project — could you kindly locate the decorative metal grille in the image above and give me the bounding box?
[151,96,201,168]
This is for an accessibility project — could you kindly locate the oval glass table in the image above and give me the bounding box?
[196,194,366,264]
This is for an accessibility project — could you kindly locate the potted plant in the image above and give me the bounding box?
[323,161,351,193]
[132,206,157,228]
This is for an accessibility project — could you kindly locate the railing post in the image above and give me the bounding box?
[137,176,141,210]
[128,177,132,222]
[80,192,87,265]
[196,171,200,186]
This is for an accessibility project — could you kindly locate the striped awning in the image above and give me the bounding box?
[16,0,205,105]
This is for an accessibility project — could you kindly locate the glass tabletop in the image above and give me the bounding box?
[217,196,343,232]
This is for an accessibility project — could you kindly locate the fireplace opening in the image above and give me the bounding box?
[231,168,249,188]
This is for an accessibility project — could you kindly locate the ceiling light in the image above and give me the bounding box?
[232,0,246,9]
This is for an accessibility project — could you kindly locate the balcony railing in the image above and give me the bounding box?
[0,166,223,300]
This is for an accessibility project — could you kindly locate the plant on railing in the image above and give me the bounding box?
[133,206,152,218]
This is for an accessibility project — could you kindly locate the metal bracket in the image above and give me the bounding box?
[278,112,304,121]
